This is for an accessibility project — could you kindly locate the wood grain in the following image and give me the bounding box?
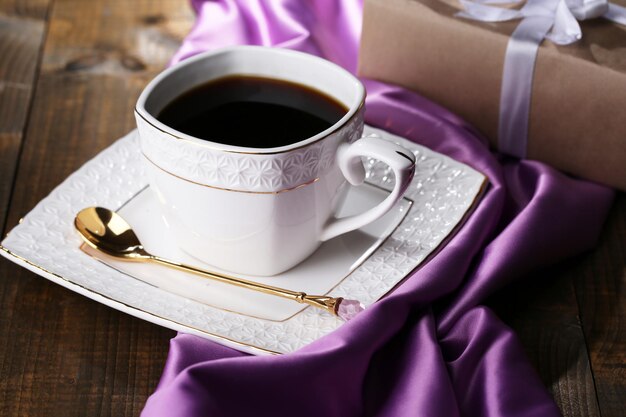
[0,0,50,232]
[0,0,49,19]
[489,269,601,417]
[0,0,192,415]
[574,193,626,417]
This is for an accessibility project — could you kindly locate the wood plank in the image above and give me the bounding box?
[489,268,601,417]
[0,0,192,415]
[0,0,49,19]
[574,193,626,417]
[1,1,622,416]
[0,0,50,232]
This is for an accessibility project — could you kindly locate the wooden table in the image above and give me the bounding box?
[0,1,623,416]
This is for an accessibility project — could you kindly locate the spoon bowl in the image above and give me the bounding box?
[75,207,149,260]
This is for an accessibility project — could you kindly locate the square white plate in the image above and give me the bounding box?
[1,126,486,355]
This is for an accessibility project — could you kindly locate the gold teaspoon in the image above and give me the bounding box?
[74,207,364,320]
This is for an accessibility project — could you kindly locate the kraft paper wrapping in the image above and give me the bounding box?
[359,0,626,190]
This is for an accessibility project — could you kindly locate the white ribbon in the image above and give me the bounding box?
[457,0,626,158]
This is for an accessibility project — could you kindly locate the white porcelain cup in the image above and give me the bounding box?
[135,46,415,276]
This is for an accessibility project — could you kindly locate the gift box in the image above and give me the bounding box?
[358,0,626,190]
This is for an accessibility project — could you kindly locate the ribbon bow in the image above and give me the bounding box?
[457,0,626,157]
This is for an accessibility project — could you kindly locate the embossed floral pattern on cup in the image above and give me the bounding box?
[138,110,364,192]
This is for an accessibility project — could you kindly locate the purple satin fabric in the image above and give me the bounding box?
[140,1,614,416]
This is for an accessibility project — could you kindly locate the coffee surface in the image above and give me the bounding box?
[157,75,348,148]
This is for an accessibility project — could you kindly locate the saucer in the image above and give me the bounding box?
[0,126,486,355]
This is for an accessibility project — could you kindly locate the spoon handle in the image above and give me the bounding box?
[149,255,342,316]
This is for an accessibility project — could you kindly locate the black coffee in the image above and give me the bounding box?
[157,75,348,148]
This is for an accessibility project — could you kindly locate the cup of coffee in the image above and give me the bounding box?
[135,46,415,276]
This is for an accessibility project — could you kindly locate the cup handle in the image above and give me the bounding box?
[320,134,416,241]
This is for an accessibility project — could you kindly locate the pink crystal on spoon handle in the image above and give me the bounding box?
[336,298,365,321]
